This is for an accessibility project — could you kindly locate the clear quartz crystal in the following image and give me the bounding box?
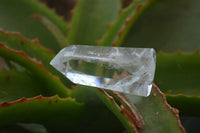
[50,45,156,97]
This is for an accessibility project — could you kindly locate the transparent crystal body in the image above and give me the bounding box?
[50,45,156,97]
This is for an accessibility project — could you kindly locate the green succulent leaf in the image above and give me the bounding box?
[166,94,200,116]
[109,0,155,47]
[155,50,200,117]
[0,0,198,132]
[71,86,126,133]
[98,0,147,46]
[0,95,85,133]
[120,0,200,52]
[71,85,185,133]
[125,84,186,133]
[95,88,137,133]
[0,44,70,98]
[68,0,121,45]
[31,14,68,48]
[0,29,54,69]
[155,51,200,96]
[0,68,44,102]
[0,30,73,87]
[0,0,67,51]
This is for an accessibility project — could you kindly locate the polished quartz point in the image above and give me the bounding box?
[50,45,156,97]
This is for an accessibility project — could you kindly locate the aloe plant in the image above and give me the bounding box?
[0,0,199,132]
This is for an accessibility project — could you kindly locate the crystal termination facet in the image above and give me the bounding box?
[50,45,156,97]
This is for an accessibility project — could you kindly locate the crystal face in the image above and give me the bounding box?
[50,45,156,97]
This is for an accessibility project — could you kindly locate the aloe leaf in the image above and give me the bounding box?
[98,0,147,46]
[71,86,126,133]
[0,30,73,87]
[0,44,70,97]
[0,95,85,133]
[166,94,200,116]
[124,84,186,133]
[0,29,54,68]
[118,0,200,51]
[67,0,121,45]
[71,85,185,132]
[0,94,124,133]
[108,0,155,47]
[96,88,138,133]
[155,51,200,96]
[156,50,200,118]
[0,70,125,132]
[31,14,68,48]
[0,0,67,51]
[0,68,44,102]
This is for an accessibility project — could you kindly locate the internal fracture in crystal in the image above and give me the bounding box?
[50,45,156,97]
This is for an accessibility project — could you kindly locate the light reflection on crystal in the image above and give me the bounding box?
[66,72,114,88]
[50,45,156,97]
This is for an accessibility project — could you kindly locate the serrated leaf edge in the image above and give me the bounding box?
[152,84,186,133]
[0,44,70,97]
[0,29,54,55]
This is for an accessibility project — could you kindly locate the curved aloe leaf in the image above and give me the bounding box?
[0,29,54,67]
[0,30,73,87]
[98,0,148,46]
[0,95,85,133]
[119,0,200,51]
[0,0,67,51]
[31,14,68,48]
[100,0,200,118]
[68,0,121,45]
[0,93,126,133]
[155,50,200,117]
[0,44,70,97]
[166,94,200,116]
[96,88,137,133]
[71,85,185,132]
[0,46,126,132]
[108,0,155,47]
[71,86,127,133]
[155,51,200,96]
[125,84,186,133]
[0,68,44,102]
